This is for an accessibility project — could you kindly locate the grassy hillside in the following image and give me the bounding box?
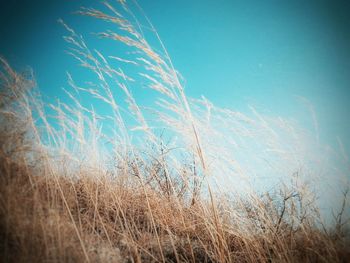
[0,2,349,262]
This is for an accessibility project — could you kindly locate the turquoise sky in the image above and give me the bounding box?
[0,0,349,151]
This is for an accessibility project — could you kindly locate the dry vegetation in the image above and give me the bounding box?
[0,1,350,262]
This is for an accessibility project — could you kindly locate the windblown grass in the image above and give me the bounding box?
[0,1,349,262]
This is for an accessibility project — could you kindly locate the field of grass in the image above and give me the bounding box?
[0,1,349,262]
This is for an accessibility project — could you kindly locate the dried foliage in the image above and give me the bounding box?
[0,1,349,262]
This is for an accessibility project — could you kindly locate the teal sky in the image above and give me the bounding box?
[1,0,350,151]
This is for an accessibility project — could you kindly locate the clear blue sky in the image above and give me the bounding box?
[1,0,349,151]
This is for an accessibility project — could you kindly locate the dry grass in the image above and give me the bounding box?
[1,1,350,262]
[1,153,349,263]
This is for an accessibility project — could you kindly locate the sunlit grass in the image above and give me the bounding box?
[0,1,349,262]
